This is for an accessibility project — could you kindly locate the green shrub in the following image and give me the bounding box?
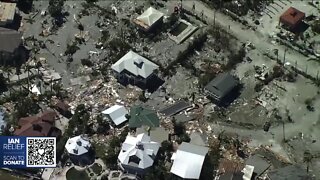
[65,42,80,56]
[81,59,93,67]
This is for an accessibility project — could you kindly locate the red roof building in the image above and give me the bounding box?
[279,7,305,29]
[14,110,61,137]
[55,100,72,118]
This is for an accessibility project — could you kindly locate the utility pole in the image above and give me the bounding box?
[274,49,279,62]
[305,65,308,74]
[214,9,216,26]
[282,120,286,142]
[192,2,195,14]
[283,48,287,65]
[50,77,53,93]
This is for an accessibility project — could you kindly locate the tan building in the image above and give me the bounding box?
[0,2,16,26]
[133,7,164,32]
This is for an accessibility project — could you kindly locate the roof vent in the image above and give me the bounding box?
[76,140,82,146]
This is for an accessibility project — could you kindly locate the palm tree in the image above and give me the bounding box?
[25,65,31,90]
[303,150,313,173]
[15,66,22,91]
[3,67,12,96]
[36,61,42,78]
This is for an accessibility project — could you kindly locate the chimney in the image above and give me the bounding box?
[136,142,144,150]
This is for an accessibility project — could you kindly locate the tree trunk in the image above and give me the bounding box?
[17,73,21,91]
[7,71,11,96]
[50,78,53,93]
[27,68,30,90]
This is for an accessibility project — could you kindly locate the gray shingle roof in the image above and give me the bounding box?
[246,154,270,176]
[204,73,238,99]
[0,27,21,53]
[159,101,191,116]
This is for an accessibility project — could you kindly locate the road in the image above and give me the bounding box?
[182,0,320,79]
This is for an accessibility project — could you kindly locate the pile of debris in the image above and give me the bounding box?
[68,76,142,122]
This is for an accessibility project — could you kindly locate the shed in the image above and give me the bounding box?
[102,105,128,126]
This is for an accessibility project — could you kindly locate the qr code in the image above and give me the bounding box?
[26,137,56,168]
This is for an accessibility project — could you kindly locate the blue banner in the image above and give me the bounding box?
[0,136,26,168]
[0,136,56,168]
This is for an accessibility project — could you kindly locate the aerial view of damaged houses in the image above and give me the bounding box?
[1,0,320,179]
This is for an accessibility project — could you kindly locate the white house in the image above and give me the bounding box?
[118,133,160,174]
[102,105,128,126]
[0,2,16,26]
[170,142,209,179]
[65,135,95,166]
[111,50,159,88]
[133,7,164,31]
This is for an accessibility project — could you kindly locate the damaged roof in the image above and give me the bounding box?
[246,154,270,176]
[159,100,191,117]
[136,127,169,143]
